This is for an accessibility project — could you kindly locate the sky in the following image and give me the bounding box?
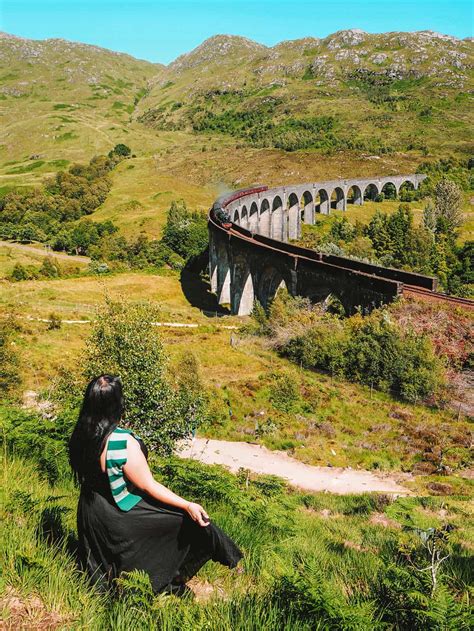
[1,0,472,64]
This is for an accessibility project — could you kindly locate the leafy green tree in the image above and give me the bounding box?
[433,178,464,231]
[366,210,393,258]
[422,198,436,233]
[109,143,131,158]
[162,200,208,259]
[83,297,206,453]
[329,217,355,243]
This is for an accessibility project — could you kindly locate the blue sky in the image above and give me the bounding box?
[1,1,472,64]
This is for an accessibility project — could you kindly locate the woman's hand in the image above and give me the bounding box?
[186,502,210,527]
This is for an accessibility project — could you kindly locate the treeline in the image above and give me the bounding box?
[0,144,131,247]
[1,143,209,279]
[302,175,472,297]
[85,200,208,272]
[7,201,208,281]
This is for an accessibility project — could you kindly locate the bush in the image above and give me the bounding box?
[282,308,443,403]
[83,297,207,453]
[0,315,21,397]
[268,372,300,413]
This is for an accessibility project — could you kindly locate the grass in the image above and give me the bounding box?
[0,244,88,279]
[1,271,471,488]
[1,448,472,629]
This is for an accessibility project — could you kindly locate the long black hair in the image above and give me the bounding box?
[69,374,124,486]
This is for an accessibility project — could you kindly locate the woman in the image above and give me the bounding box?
[68,374,243,594]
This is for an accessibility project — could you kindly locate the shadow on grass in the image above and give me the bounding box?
[180,249,230,318]
[37,505,79,562]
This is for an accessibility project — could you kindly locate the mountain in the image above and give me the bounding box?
[0,32,161,166]
[136,30,473,155]
[0,30,472,237]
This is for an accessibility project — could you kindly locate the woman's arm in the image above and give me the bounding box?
[123,437,210,527]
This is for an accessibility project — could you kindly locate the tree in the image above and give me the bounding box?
[422,198,436,233]
[83,297,206,453]
[433,178,464,231]
[162,200,208,259]
[109,143,131,158]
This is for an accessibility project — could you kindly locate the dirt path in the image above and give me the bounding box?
[0,240,90,264]
[20,316,238,330]
[178,438,412,495]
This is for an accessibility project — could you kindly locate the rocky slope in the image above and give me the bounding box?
[137,30,473,155]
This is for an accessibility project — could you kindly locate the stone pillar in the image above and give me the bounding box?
[219,267,231,305]
[237,274,254,315]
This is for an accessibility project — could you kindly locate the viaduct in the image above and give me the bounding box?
[208,174,474,315]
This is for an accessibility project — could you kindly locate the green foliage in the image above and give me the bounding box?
[0,406,74,483]
[161,200,208,260]
[83,297,206,453]
[279,306,443,403]
[0,150,126,254]
[0,315,21,397]
[39,256,60,278]
[433,178,464,232]
[1,442,472,629]
[109,143,131,158]
[365,204,433,272]
[329,217,356,243]
[268,372,301,413]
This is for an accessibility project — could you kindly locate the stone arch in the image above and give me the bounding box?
[315,188,329,214]
[330,186,345,211]
[231,255,255,315]
[301,190,313,224]
[248,202,259,233]
[233,208,240,223]
[216,240,231,305]
[258,198,270,236]
[346,185,362,205]
[257,265,289,310]
[363,183,379,201]
[399,179,416,200]
[271,195,284,240]
[287,192,300,240]
[241,205,249,228]
[381,182,397,200]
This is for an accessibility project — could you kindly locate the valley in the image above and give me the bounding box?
[0,25,473,628]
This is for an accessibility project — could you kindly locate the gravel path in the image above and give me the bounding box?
[178,438,412,495]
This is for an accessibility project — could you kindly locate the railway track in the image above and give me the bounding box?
[402,285,474,310]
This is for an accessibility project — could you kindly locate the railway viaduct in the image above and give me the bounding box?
[208,173,474,316]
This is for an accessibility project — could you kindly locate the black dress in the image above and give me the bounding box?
[77,435,243,594]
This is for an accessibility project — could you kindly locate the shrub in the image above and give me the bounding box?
[281,307,443,403]
[83,297,207,453]
[0,315,21,396]
[268,372,300,413]
[47,313,62,330]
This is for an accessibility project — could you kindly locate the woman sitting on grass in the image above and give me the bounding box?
[68,374,243,595]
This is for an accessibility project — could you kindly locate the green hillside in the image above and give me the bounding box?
[0,30,472,239]
[137,31,474,156]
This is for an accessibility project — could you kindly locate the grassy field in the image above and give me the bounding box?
[1,447,472,629]
[2,271,471,492]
